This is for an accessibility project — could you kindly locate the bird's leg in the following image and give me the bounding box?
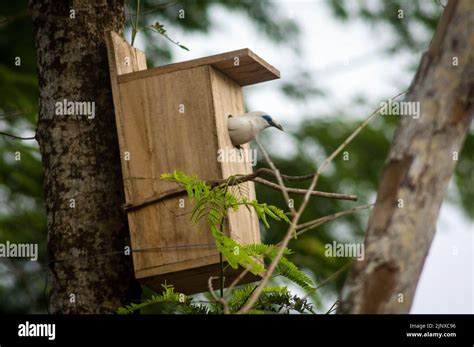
[234,145,244,158]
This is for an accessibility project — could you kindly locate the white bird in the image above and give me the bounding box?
[227,111,284,148]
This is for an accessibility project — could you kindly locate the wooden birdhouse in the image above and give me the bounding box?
[105,31,280,294]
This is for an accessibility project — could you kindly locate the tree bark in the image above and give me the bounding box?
[30,0,138,313]
[338,0,473,313]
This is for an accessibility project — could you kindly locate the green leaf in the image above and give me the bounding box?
[264,205,280,221]
[269,205,291,223]
[116,284,202,314]
[159,171,312,293]
[277,257,315,292]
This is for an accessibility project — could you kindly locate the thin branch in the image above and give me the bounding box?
[123,187,185,212]
[254,177,357,201]
[235,285,258,312]
[299,262,353,303]
[0,131,36,140]
[208,276,229,314]
[145,27,189,50]
[294,204,373,234]
[255,168,315,182]
[277,206,370,300]
[238,90,407,314]
[0,110,23,119]
[130,0,140,46]
[255,137,296,214]
[123,169,357,212]
[314,262,351,293]
[224,268,250,299]
[244,167,315,182]
[267,203,372,248]
[326,300,339,314]
[239,172,313,312]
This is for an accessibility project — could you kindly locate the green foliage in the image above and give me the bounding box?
[118,283,314,314]
[241,244,314,292]
[161,171,290,228]
[145,22,189,51]
[228,286,315,314]
[128,1,189,50]
[210,224,264,275]
[161,171,313,293]
[117,284,209,314]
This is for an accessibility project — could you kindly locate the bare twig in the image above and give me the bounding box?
[225,268,250,299]
[294,204,373,235]
[238,90,407,313]
[208,276,229,314]
[123,187,187,212]
[314,262,351,293]
[221,204,369,304]
[298,262,353,303]
[123,170,358,212]
[254,177,357,201]
[0,110,23,119]
[255,137,296,214]
[326,300,339,314]
[255,168,315,182]
[238,172,314,313]
[0,132,36,140]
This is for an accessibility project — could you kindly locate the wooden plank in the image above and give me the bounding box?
[209,67,261,246]
[105,31,147,77]
[117,48,280,86]
[118,66,221,274]
[105,31,157,275]
[105,31,149,197]
[141,261,259,294]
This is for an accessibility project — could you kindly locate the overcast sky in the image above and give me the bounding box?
[136,0,473,313]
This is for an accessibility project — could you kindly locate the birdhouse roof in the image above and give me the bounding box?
[117,48,280,86]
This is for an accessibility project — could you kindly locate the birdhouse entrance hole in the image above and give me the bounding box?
[105,31,280,294]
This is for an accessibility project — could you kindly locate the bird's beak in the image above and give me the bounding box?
[275,124,284,131]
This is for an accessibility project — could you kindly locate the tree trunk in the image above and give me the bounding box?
[338,0,473,314]
[30,0,138,313]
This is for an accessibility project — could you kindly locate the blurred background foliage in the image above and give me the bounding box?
[0,0,471,313]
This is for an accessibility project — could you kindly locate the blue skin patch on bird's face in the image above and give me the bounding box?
[261,115,275,127]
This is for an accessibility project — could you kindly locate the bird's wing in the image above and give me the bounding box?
[227,115,248,131]
[227,116,256,146]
